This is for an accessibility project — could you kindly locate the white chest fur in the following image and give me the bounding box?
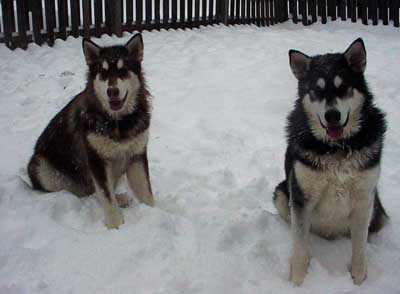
[87,129,149,160]
[294,156,380,237]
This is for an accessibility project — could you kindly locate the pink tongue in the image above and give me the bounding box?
[327,127,343,139]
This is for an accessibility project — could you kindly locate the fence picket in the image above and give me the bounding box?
[328,0,336,20]
[71,0,80,37]
[320,0,327,23]
[299,0,307,25]
[392,0,399,27]
[172,0,178,26]
[44,0,56,45]
[136,0,143,30]
[1,0,14,49]
[114,0,122,35]
[350,0,356,22]
[381,0,389,25]
[182,0,187,25]
[291,0,297,23]
[308,0,317,22]
[261,0,265,25]
[16,0,28,49]
[155,0,161,29]
[163,0,170,24]
[145,0,152,29]
[58,0,68,39]
[235,0,240,23]
[339,0,346,20]
[31,0,44,45]
[360,0,368,24]
[203,0,208,23]
[82,0,91,38]
[370,0,377,24]
[187,0,193,27]
[282,0,288,21]
[126,0,133,25]
[195,0,200,26]
[246,0,251,23]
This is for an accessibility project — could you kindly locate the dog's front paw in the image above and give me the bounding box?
[116,193,132,208]
[105,206,124,229]
[290,255,310,286]
[141,194,155,207]
[351,258,367,285]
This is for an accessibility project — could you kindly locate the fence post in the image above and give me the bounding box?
[58,0,68,39]
[1,0,14,49]
[83,0,91,38]
[274,0,281,23]
[31,0,44,45]
[114,0,122,36]
[225,0,230,25]
[393,0,399,27]
[16,0,28,49]
[44,0,56,45]
[217,0,229,25]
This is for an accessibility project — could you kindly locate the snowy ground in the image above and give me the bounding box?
[1,21,400,294]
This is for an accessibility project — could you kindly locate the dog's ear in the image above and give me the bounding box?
[82,38,101,66]
[289,50,311,80]
[344,38,366,73]
[125,33,144,62]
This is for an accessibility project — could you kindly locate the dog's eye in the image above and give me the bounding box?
[118,68,128,78]
[336,85,348,96]
[313,87,324,97]
[98,68,108,80]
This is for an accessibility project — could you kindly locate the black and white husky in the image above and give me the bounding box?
[273,38,387,285]
[28,34,154,229]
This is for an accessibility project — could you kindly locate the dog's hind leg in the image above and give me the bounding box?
[28,154,89,197]
[28,155,68,193]
[127,152,154,207]
[368,189,388,234]
[273,180,290,222]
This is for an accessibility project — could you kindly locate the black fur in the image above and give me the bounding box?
[28,34,151,199]
[274,42,388,236]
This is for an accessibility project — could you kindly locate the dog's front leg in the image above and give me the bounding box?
[127,152,154,207]
[350,196,372,285]
[88,153,123,229]
[350,165,380,285]
[289,172,313,286]
[290,203,312,286]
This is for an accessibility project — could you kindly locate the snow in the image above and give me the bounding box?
[1,21,400,294]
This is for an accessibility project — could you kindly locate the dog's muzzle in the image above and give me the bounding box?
[109,91,128,111]
[318,111,350,140]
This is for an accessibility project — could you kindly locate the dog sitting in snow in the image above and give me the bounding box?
[273,38,387,285]
[28,34,154,229]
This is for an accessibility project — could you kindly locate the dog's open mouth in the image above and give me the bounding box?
[109,92,128,111]
[318,111,350,140]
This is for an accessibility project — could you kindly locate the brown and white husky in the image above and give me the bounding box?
[28,34,154,229]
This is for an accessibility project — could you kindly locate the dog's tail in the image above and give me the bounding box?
[273,180,290,223]
[369,190,388,234]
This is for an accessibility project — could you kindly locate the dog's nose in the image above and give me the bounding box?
[107,87,119,99]
[325,109,341,125]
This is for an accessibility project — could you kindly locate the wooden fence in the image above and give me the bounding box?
[0,0,399,50]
